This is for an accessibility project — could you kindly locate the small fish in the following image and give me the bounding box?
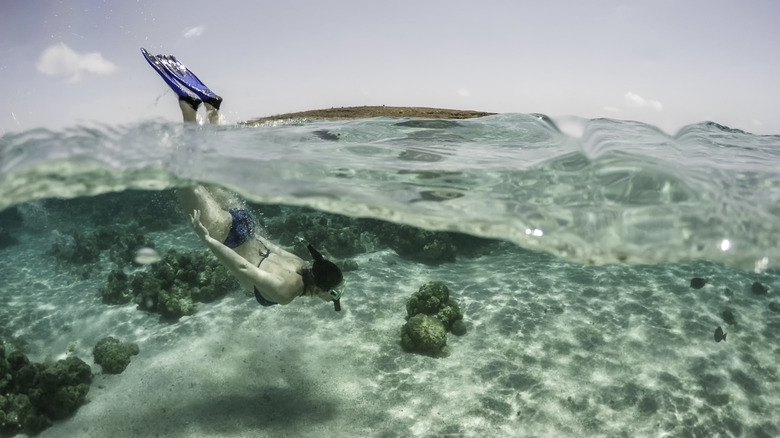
[721,309,736,325]
[134,247,161,265]
[714,326,727,342]
[751,281,768,295]
[690,278,707,289]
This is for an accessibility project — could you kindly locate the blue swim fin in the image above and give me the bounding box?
[140,48,223,110]
[141,48,183,96]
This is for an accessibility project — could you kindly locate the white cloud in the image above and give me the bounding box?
[624,91,645,106]
[183,26,205,38]
[602,106,621,113]
[624,91,663,111]
[457,88,470,97]
[36,43,117,83]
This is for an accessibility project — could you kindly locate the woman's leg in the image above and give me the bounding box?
[205,102,220,125]
[207,186,243,209]
[179,97,199,123]
[175,75,234,242]
[178,186,232,243]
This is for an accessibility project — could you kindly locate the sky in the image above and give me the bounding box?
[1,0,779,136]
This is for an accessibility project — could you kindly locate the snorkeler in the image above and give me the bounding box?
[141,48,344,310]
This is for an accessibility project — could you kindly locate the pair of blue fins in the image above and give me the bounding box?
[141,48,222,113]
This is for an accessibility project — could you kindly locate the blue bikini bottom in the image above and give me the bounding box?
[223,208,256,249]
[254,287,278,306]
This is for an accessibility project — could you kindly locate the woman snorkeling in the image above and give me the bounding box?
[142,48,344,310]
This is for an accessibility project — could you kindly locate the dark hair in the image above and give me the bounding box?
[312,259,343,291]
[306,243,343,291]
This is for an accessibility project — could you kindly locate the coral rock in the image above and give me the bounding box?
[401,315,447,355]
[93,337,139,374]
[407,281,450,317]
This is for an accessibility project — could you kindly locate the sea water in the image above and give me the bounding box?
[0,115,778,437]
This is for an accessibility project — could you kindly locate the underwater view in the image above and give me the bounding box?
[1,115,779,437]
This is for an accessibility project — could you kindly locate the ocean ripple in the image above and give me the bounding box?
[1,114,778,270]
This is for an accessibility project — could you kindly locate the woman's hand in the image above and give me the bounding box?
[190,209,210,241]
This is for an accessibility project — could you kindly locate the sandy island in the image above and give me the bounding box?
[241,106,496,125]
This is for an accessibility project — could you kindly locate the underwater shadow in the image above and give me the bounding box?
[159,385,339,436]
[83,343,345,438]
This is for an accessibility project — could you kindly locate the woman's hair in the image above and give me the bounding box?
[312,259,343,291]
[305,243,342,291]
